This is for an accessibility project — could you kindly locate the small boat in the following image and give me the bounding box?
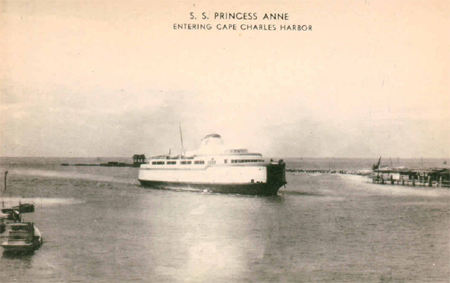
[1,172,43,253]
[1,222,43,253]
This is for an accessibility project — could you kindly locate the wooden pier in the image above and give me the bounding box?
[372,168,450,188]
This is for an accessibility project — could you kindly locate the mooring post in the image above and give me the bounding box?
[3,171,7,192]
[2,171,7,208]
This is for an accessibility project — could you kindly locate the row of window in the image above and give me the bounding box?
[151,160,205,165]
[151,159,264,165]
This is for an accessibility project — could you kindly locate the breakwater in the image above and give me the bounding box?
[286,168,371,175]
[60,154,146,168]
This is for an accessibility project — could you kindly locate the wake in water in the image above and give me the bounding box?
[1,197,84,207]
[280,190,322,197]
[7,168,137,186]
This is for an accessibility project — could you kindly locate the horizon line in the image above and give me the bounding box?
[0,155,449,160]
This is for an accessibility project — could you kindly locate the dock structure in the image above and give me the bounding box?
[372,168,450,188]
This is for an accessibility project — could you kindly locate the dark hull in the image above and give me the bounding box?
[1,237,42,253]
[138,180,283,195]
[2,244,36,253]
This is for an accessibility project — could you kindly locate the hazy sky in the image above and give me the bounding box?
[1,0,449,158]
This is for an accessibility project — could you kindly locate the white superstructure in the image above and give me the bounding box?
[138,134,286,195]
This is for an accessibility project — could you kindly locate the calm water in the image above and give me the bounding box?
[0,158,449,282]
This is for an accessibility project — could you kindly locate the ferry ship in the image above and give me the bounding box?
[138,134,286,195]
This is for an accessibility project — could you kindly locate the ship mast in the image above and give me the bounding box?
[179,124,184,157]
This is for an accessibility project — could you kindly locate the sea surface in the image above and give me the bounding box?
[0,157,449,282]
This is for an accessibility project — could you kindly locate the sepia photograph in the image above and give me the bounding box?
[1,0,449,282]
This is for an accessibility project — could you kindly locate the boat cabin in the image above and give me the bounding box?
[144,134,266,169]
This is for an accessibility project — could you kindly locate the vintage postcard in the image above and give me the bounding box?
[1,1,449,282]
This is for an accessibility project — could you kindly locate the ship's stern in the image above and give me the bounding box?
[264,160,286,195]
